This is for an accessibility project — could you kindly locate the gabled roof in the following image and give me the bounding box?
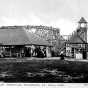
[67,32,84,44]
[0,28,51,46]
[78,17,87,23]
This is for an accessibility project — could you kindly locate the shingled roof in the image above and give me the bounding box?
[68,32,85,44]
[0,28,51,46]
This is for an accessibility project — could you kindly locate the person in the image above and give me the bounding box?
[37,47,44,58]
[43,47,46,57]
[60,51,64,60]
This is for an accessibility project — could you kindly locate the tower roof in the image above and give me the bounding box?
[78,17,87,23]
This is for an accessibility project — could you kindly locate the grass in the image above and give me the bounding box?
[0,58,87,82]
[0,58,87,74]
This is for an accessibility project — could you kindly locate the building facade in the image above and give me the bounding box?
[66,17,88,59]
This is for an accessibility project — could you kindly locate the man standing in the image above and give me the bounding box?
[60,51,64,60]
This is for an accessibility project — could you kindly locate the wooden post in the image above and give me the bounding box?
[46,46,51,57]
[20,48,21,58]
[10,46,12,57]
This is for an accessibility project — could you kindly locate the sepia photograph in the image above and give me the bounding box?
[0,0,88,85]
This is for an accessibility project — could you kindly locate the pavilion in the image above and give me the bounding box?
[0,28,52,58]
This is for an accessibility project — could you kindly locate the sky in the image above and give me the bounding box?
[0,0,88,35]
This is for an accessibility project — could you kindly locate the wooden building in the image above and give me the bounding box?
[0,28,52,58]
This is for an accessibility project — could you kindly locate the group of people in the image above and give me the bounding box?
[31,46,46,58]
[25,45,65,59]
[25,46,47,58]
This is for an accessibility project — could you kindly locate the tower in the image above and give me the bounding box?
[77,17,88,59]
[77,17,87,43]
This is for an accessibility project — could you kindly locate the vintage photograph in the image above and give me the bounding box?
[0,0,87,83]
